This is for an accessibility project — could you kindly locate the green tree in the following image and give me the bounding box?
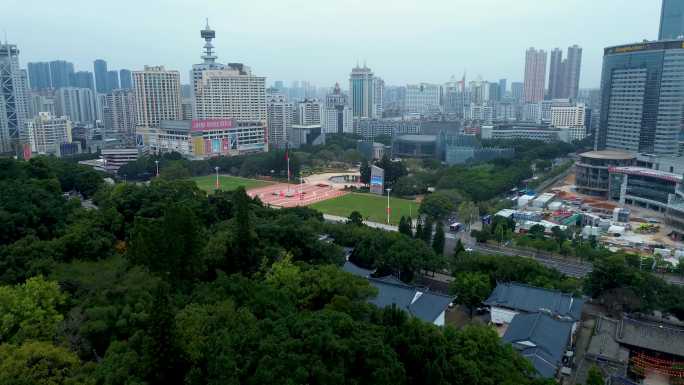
[398,216,412,237]
[419,192,455,220]
[348,211,364,226]
[414,219,424,241]
[586,365,604,385]
[421,217,433,245]
[458,201,479,231]
[432,221,445,255]
[0,341,82,385]
[450,272,492,317]
[159,160,191,180]
[0,276,66,343]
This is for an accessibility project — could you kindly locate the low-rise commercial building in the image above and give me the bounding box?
[575,150,636,197]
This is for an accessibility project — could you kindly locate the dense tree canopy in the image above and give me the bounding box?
[0,156,566,384]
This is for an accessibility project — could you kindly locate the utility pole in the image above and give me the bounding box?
[215,166,220,189]
[386,188,392,224]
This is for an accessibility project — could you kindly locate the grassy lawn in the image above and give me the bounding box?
[192,175,272,193]
[310,192,419,225]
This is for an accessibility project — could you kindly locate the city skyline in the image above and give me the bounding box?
[3,0,658,88]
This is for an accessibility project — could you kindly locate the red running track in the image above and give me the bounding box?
[247,183,348,208]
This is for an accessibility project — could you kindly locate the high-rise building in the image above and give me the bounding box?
[55,87,97,124]
[523,47,547,103]
[27,62,51,90]
[660,0,684,40]
[548,48,564,99]
[374,77,384,118]
[181,99,193,120]
[562,45,582,100]
[106,70,120,92]
[26,112,72,155]
[551,104,586,141]
[71,71,94,90]
[49,60,75,89]
[189,20,267,155]
[596,40,684,156]
[93,59,108,94]
[295,98,322,125]
[511,82,524,101]
[266,94,293,148]
[104,89,136,139]
[488,82,501,102]
[0,43,29,153]
[498,79,507,98]
[28,91,56,118]
[132,65,182,128]
[405,83,441,115]
[119,69,133,90]
[322,83,353,134]
[349,64,375,118]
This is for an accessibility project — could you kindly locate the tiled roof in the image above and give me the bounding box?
[484,282,584,321]
[503,312,573,378]
[616,317,684,358]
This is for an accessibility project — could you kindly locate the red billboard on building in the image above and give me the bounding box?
[191,119,234,132]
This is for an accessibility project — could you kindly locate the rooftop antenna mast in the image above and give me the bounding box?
[200,18,217,64]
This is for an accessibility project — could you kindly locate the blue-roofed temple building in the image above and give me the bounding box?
[343,261,454,326]
[484,282,584,379]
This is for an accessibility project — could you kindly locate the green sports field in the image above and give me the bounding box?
[192,175,272,193]
[310,192,418,225]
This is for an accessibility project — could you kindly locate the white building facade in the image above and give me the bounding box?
[133,66,182,128]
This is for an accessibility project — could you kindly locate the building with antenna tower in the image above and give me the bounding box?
[0,41,29,153]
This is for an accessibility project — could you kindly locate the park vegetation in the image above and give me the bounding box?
[0,156,557,385]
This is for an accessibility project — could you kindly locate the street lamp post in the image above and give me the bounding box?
[215,166,220,190]
[386,188,392,225]
[154,160,159,177]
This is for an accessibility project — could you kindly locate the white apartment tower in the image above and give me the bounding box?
[192,21,267,123]
[295,98,322,125]
[104,89,136,138]
[551,104,586,141]
[26,112,71,154]
[266,94,293,149]
[405,83,441,115]
[132,66,182,128]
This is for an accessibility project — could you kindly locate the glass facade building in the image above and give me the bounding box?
[596,40,684,156]
[660,0,684,40]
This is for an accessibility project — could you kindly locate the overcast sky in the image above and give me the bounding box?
[4,0,660,89]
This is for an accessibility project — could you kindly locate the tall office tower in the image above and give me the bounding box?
[498,79,507,98]
[103,89,136,139]
[26,112,71,154]
[322,83,353,134]
[488,82,501,102]
[523,47,547,103]
[596,40,684,156]
[349,64,375,118]
[443,76,463,116]
[266,94,293,148]
[55,87,97,124]
[295,98,322,125]
[119,69,133,90]
[0,43,29,153]
[562,45,582,100]
[405,83,441,115]
[548,48,564,99]
[374,77,384,118]
[660,0,684,40]
[274,80,284,91]
[511,82,524,101]
[133,66,182,128]
[93,59,108,94]
[106,71,120,92]
[49,60,75,89]
[71,71,94,90]
[27,62,52,90]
